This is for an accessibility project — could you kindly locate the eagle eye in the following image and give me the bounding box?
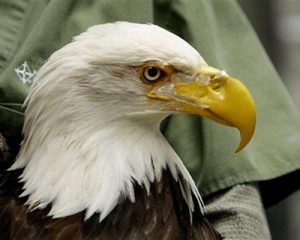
[135,62,173,85]
[143,67,162,81]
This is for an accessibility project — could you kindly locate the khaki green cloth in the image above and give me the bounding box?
[0,0,300,206]
[205,184,271,239]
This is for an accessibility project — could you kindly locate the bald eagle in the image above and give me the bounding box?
[0,22,255,239]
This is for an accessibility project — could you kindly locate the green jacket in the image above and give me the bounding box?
[0,0,299,206]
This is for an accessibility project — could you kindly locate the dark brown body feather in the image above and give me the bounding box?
[0,133,221,240]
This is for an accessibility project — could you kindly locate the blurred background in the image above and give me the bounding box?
[238,0,300,239]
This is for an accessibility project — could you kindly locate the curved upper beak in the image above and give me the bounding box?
[147,65,256,152]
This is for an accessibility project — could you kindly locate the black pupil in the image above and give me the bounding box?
[147,67,159,78]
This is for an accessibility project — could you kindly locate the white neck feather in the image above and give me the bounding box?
[11,113,203,221]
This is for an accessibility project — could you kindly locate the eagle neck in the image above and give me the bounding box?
[12,114,203,221]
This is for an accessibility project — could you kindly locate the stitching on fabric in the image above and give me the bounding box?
[14,61,37,85]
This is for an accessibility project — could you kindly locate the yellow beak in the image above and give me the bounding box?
[148,66,256,152]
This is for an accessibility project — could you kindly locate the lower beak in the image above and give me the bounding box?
[147,66,256,152]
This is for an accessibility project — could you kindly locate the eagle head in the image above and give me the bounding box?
[11,22,256,221]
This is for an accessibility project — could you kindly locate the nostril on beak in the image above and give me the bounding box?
[211,83,222,91]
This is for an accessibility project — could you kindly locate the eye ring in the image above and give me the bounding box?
[143,67,162,81]
[135,62,174,85]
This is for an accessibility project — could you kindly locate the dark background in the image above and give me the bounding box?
[238,0,300,239]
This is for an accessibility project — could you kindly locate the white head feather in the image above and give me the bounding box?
[11,22,206,221]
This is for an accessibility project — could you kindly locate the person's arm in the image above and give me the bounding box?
[204,184,271,239]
